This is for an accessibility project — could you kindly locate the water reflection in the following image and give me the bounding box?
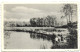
[30,33,55,40]
[29,32,56,46]
[4,31,54,49]
[4,30,68,49]
[29,32,69,49]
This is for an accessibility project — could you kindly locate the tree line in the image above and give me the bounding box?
[30,15,57,27]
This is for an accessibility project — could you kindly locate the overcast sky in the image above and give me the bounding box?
[4,4,77,22]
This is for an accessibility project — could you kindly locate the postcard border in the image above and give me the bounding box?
[1,2,80,51]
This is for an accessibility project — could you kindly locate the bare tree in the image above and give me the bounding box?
[62,4,73,24]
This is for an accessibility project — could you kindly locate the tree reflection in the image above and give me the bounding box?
[29,32,68,49]
[30,32,56,41]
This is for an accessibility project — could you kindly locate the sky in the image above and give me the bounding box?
[4,4,77,23]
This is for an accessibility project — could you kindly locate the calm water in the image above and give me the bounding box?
[4,29,69,49]
[4,31,55,49]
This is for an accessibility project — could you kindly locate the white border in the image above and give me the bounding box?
[1,2,80,51]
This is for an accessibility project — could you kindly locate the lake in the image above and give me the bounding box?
[4,27,69,49]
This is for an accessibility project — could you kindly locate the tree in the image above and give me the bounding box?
[40,18,44,27]
[36,18,40,26]
[30,18,37,27]
[46,15,55,27]
[62,4,73,24]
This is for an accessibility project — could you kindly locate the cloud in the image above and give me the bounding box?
[4,6,43,21]
[4,6,52,22]
[4,6,68,23]
[11,6,42,13]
